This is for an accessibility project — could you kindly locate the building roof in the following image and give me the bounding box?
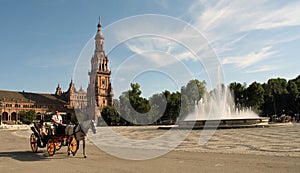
[0,90,68,105]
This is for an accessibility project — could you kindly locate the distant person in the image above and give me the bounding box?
[52,111,62,124]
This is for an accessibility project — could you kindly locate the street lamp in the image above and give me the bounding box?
[16,100,19,124]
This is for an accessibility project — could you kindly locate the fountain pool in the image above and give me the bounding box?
[179,86,269,129]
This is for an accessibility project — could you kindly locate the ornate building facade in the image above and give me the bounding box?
[0,80,87,124]
[0,19,113,125]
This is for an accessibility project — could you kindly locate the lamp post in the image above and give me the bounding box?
[0,101,2,125]
[16,100,19,124]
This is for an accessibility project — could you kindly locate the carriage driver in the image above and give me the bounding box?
[52,111,62,124]
[52,111,63,135]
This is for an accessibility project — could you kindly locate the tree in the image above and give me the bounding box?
[44,113,52,122]
[119,83,151,125]
[286,80,299,116]
[149,93,167,125]
[119,91,133,125]
[261,83,274,116]
[155,90,182,124]
[19,110,36,125]
[180,94,190,120]
[245,82,265,113]
[262,78,288,116]
[101,106,120,125]
[160,90,172,122]
[229,82,246,109]
[182,79,206,104]
[113,99,120,113]
[128,83,150,114]
[181,79,206,117]
[291,75,300,116]
[169,92,181,122]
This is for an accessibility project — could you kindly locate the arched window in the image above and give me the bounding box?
[2,112,8,121]
[11,112,17,121]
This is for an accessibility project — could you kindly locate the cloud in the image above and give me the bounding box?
[221,46,277,69]
[123,36,200,67]
[189,0,300,34]
[187,0,300,71]
[244,65,281,74]
[107,0,300,97]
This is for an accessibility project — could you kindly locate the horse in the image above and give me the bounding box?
[65,119,97,158]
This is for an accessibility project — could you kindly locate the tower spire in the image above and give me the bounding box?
[88,18,114,124]
[94,17,104,55]
[97,16,101,31]
[55,83,62,95]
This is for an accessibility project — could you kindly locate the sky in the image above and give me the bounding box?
[0,0,300,98]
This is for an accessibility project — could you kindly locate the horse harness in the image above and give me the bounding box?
[72,123,86,136]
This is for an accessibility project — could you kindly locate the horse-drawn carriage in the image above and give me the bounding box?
[30,121,78,156]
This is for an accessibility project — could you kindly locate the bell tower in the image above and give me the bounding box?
[87,18,114,122]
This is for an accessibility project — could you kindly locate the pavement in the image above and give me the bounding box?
[0,124,30,130]
[0,124,300,173]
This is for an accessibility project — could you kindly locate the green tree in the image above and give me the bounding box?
[44,113,52,122]
[229,82,246,108]
[169,92,181,122]
[181,79,206,117]
[184,79,206,103]
[129,83,150,114]
[19,110,36,125]
[291,75,300,116]
[149,93,167,125]
[119,83,151,125]
[158,90,181,124]
[262,78,288,116]
[286,80,299,116]
[101,106,120,125]
[113,99,120,113]
[245,82,265,113]
[119,91,133,125]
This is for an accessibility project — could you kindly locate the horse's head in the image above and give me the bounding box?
[90,120,97,134]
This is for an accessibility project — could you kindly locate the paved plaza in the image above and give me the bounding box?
[178,124,300,157]
[12,124,300,157]
[1,124,300,172]
[91,124,300,157]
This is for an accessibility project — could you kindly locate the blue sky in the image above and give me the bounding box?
[0,0,299,98]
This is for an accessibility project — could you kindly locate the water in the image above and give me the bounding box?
[184,86,259,121]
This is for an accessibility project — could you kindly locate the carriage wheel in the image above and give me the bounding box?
[54,140,62,151]
[47,139,56,156]
[30,133,38,152]
[69,137,78,156]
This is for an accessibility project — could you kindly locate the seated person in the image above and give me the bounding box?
[52,111,64,135]
[39,119,48,137]
[52,111,62,125]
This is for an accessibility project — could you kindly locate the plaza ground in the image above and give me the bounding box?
[0,124,300,173]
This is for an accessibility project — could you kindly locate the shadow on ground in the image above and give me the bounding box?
[0,150,80,162]
[0,150,49,161]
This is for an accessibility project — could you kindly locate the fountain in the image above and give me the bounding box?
[179,85,269,129]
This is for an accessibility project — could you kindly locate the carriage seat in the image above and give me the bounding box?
[54,124,66,135]
[43,122,66,135]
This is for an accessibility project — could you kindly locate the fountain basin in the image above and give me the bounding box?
[179,117,270,129]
